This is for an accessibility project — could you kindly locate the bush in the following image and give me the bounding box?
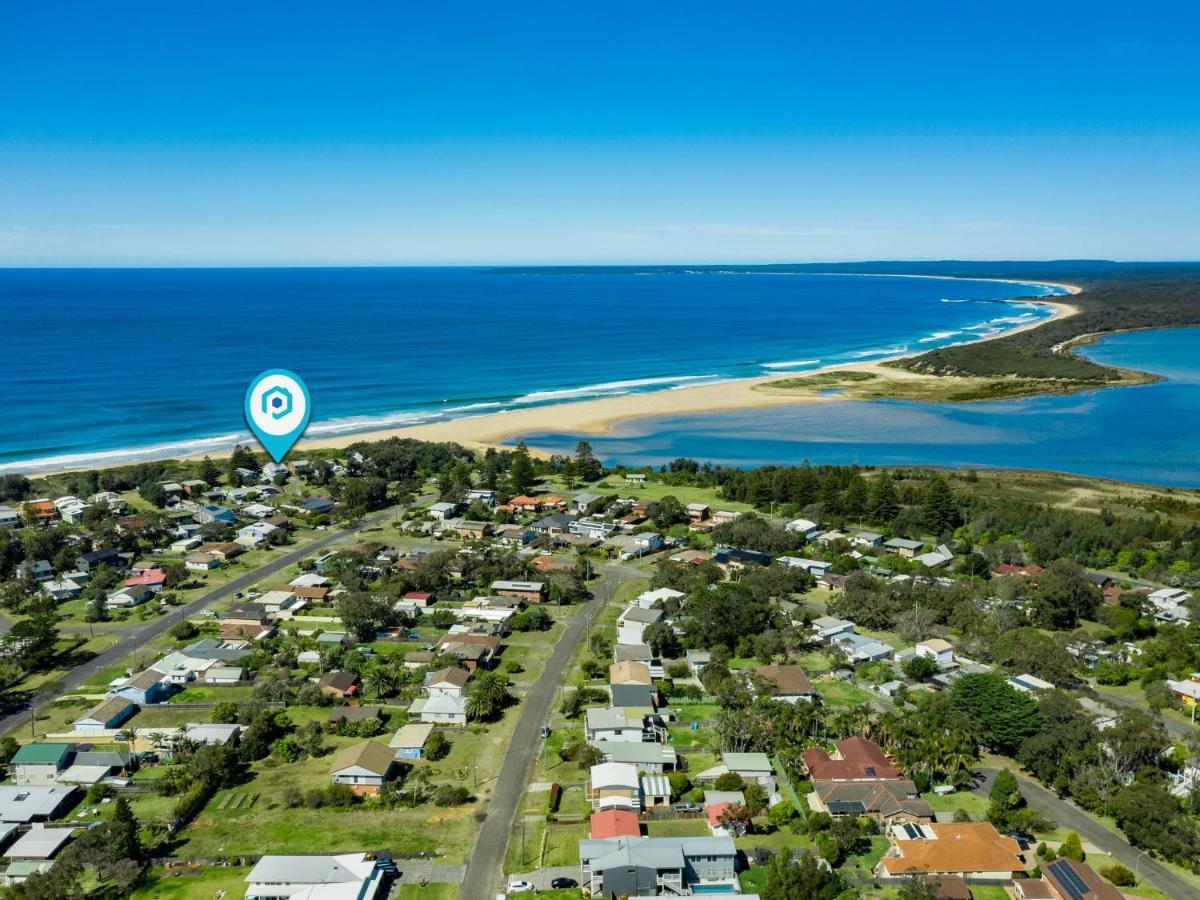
[714,772,745,792]
[1100,863,1135,887]
[212,700,239,724]
[434,785,471,806]
[549,783,562,813]
[503,660,524,674]
[170,620,199,642]
[425,730,449,761]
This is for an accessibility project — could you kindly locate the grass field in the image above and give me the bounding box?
[922,789,989,820]
[131,865,252,900]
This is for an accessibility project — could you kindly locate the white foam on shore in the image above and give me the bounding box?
[511,375,718,405]
[848,345,909,359]
[761,359,822,370]
[918,331,961,343]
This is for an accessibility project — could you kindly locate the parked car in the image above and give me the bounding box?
[550,877,578,889]
[673,802,701,813]
[507,880,535,894]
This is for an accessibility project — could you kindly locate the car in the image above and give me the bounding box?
[549,877,577,889]
[507,880,535,893]
[539,725,552,738]
[234,591,244,599]
[673,801,701,813]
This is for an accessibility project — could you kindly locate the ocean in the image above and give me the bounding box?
[513,327,1200,488]
[0,267,1060,474]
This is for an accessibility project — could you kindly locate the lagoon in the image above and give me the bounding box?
[513,328,1200,487]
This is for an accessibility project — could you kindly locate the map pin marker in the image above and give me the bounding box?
[245,369,312,463]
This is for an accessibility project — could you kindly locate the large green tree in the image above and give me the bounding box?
[950,672,1043,755]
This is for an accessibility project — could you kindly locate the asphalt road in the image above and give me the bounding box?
[1091,682,1195,740]
[0,504,408,737]
[975,767,1199,899]
[460,561,631,899]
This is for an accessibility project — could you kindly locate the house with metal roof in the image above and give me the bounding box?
[245,852,388,900]
[0,786,78,824]
[578,835,739,897]
[329,741,397,796]
[9,744,72,786]
[72,696,136,733]
[592,740,677,773]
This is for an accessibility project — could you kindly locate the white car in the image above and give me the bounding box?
[507,880,535,894]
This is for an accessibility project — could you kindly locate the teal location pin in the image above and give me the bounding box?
[245,369,312,462]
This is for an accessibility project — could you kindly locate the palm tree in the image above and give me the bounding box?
[466,671,512,721]
[363,664,400,699]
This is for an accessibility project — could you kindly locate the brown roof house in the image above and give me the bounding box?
[876,822,1026,880]
[318,670,360,699]
[801,737,902,781]
[609,660,653,686]
[751,664,816,703]
[329,741,396,796]
[808,779,933,824]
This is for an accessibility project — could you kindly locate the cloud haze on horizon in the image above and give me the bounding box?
[2,2,1198,265]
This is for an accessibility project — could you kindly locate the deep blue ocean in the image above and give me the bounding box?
[0,268,1060,473]
[515,327,1200,487]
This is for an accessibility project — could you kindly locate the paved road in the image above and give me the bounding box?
[1091,683,1195,740]
[975,767,1199,899]
[0,505,409,736]
[461,561,630,898]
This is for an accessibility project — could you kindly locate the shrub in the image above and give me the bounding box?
[714,772,745,792]
[434,785,471,806]
[1100,864,1135,887]
[549,783,562,813]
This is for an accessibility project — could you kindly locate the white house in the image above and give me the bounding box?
[0,506,21,529]
[914,639,955,670]
[785,518,822,539]
[409,694,468,726]
[778,556,832,577]
[244,853,388,900]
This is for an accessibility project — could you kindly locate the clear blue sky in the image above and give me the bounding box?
[2,2,1198,265]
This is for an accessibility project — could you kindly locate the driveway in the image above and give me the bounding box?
[460,562,632,899]
[975,767,1200,899]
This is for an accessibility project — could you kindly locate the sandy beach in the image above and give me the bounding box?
[296,288,1081,455]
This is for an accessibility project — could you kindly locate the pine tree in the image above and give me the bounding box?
[1060,830,1085,861]
[869,471,899,522]
[198,455,222,487]
[921,474,958,535]
[574,440,602,482]
[842,473,869,522]
[508,443,535,494]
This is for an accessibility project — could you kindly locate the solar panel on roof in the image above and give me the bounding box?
[826,801,864,814]
[1047,859,1091,900]
[901,823,922,839]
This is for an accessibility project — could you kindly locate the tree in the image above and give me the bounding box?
[573,440,602,483]
[896,877,940,900]
[921,474,958,535]
[685,582,771,651]
[986,769,1025,831]
[1031,560,1102,629]
[760,848,845,900]
[653,495,688,530]
[643,621,682,658]
[950,673,1043,755]
[508,443,536,494]
[1060,830,1085,861]
[466,670,512,721]
[336,592,396,641]
[902,654,938,681]
[869,471,899,522]
[198,456,222,487]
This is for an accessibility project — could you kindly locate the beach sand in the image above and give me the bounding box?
[295,291,1081,455]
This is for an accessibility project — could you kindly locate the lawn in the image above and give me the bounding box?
[814,679,877,708]
[839,834,889,874]
[647,819,709,838]
[396,884,460,900]
[131,865,252,900]
[922,789,989,820]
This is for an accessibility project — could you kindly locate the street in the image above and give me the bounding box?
[460,561,632,898]
[975,767,1199,899]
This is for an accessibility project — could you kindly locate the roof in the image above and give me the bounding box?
[879,822,1024,876]
[11,744,71,767]
[609,660,653,685]
[579,836,736,870]
[591,762,639,789]
[722,752,772,773]
[640,773,671,797]
[754,664,814,696]
[1043,858,1124,900]
[246,853,378,887]
[7,827,72,860]
[0,786,76,823]
[389,723,434,750]
[802,736,902,781]
[619,606,663,625]
[329,741,395,777]
[919,638,953,652]
[814,779,933,819]
[426,666,470,688]
[594,741,676,766]
[319,671,360,692]
[74,696,134,725]
[706,801,732,826]
[590,809,641,840]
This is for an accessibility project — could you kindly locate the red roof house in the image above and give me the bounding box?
[590,809,641,840]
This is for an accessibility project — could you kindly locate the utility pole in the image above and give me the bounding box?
[520,815,526,866]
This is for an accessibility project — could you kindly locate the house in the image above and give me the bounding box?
[686,502,710,521]
[635,587,685,609]
[617,605,663,644]
[914,639,955,670]
[721,752,774,784]
[579,835,739,897]
[465,488,498,507]
[1008,673,1054,693]
[111,669,175,704]
[785,518,822,539]
[751,664,816,703]
[244,853,389,900]
[811,615,855,642]
[876,822,1026,880]
[0,786,78,824]
[611,683,659,710]
[1024,858,1124,900]
[242,502,276,519]
[852,530,884,548]
[428,501,461,521]
[915,544,955,569]
[572,491,600,513]
[319,670,360,698]
[256,589,299,614]
[402,650,436,670]
[123,567,168,592]
[77,547,124,573]
[6,825,73,862]
[236,522,277,548]
[0,505,20,529]
[884,537,925,558]
[590,808,641,840]
[389,723,435,759]
[328,707,384,729]
[455,520,493,540]
[624,472,647,483]
[686,649,711,673]
[569,517,619,540]
[585,707,660,743]
[131,723,241,758]
[197,503,237,525]
[198,541,244,562]
[1166,673,1200,707]
[802,737,902,781]
[58,749,134,785]
[286,583,331,603]
[589,762,642,810]
[72,697,136,734]
[41,578,82,602]
[641,773,671,808]
[21,500,57,528]
[491,580,546,603]
[300,497,335,515]
[778,556,832,577]
[593,741,678,773]
[329,741,397,795]
[185,552,221,571]
[106,586,154,608]
[424,666,470,698]
[409,694,468,726]
[9,744,72,786]
[610,660,653,686]
[809,779,933,824]
[17,559,53,582]
[206,666,245,685]
[712,545,771,570]
[834,631,895,663]
[435,633,499,671]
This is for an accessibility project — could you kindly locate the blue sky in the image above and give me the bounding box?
[2,2,1198,265]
